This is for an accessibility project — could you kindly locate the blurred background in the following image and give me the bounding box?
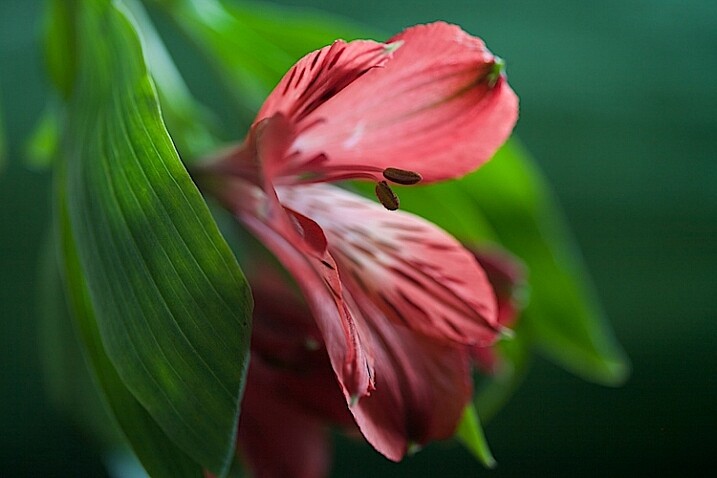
[1,0,715,476]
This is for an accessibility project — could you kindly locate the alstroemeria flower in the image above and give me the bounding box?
[200,22,518,461]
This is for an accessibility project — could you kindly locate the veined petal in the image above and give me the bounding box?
[345,291,472,461]
[248,269,355,426]
[278,184,501,347]
[289,22,518,184]
[211,179,374,401]
[257,39,392,127]
[238,369,332,478]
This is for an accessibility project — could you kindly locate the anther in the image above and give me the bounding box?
[382,167,423,185]
[375,180,399,210]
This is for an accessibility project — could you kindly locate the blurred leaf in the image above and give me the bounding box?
[151,0,374,112]
[59,0,252,475]
[56,174,203,478]
[33,0,218,170]
[37,233,120,448]
[44,0,77,99]
[390,141,629,386]
[458,141,629,385]
[25,102,60,170]
[455,404,496,469]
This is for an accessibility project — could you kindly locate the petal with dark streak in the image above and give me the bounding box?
[279,183,500,347]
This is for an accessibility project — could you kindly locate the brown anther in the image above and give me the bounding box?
[375,180,399,210]
[382,167,423,185]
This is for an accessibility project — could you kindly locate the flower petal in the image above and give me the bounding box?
[289,22,518,184]
[344,290,472,461]
[257,39,392,128]
[472,247,526,329]
[470,247,527,374]
[248,268,355,426]
[203,113,297,190]
[211,179,374,401]
[238,366,333,478]
[279,183,501,347]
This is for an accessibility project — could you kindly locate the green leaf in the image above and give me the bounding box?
[458,141,629,385]
[43,0,77,99]
[32,0,218,171]
[151,0,374,112]
[56,175,203,477]
[25,102,61,170]
[455,404,496,469]
[60,0,252,475]
[37,233,120,449]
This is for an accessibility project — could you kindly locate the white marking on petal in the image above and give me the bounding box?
[342,121,365,150]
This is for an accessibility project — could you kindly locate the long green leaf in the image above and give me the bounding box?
[62,0,252,474]
[33,0,218,169]
[57,180,202,477]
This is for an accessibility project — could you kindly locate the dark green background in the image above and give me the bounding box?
[1,0,715,476]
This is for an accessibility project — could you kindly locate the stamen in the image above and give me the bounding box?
[383,167,423,185]
[375,180,399,210]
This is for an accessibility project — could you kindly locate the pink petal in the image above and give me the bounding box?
[203,113,297,191]
[238,364,333,478]
[211,178,374,402]
[248,269,355,427]
[257,39,392,128]
[278,183,501,347]
[344,290,472,461]
[288,22,518,184]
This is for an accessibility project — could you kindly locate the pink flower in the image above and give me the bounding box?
[199,21,518,468]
